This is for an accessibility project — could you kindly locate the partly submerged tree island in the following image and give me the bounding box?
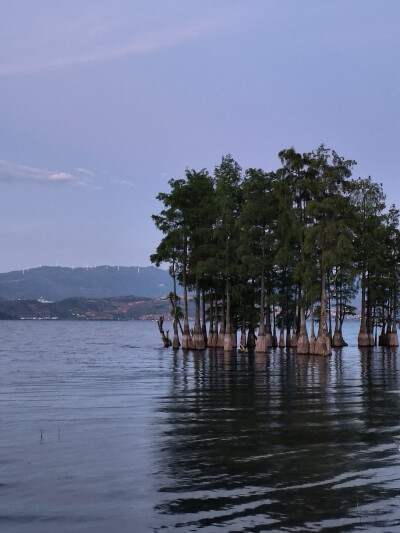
[151,146,400,356]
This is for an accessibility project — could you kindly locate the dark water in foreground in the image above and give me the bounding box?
[1,321,400,532]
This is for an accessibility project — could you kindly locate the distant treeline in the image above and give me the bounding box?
[151,146,399,355]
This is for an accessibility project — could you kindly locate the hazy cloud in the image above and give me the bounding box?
[0,6,236,77]
[111,179,135,187]
[0,160,90,186]
[76,167,95,177]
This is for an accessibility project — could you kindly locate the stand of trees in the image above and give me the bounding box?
[151,146,400,355]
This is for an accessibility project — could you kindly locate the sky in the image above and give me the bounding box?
[1,0,399,272]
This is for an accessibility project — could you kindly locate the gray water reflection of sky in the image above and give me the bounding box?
[0,0,399,272]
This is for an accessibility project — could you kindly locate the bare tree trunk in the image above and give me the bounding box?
[265,304,273,348]
[217,291,225,348]
[314,257,331,356]
[224,282,234,351]
[332,286,345,347]
[207,290,215,347]
[366,279,374,346]
[291,289,298,348]
[247,325,256,349]
[256,260,266,353]
[378,307,386,346]
[212,293,219,346]
[279,327,285,348]
[309,301,316,354]
[157,316,172,347]
[239,316,247,352]
[389,293,399,346]
[202,288,208,346]
[272,306,278,347]
[171,260,180,349]
[296,299,309,354]
[181,247,191,349]
[193,277,205,349]
[358,271,369,347]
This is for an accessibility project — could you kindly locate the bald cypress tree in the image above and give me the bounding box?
[239,168,277,352]
[151,178,188,349]
[305,146,356,356]
[152,147,399,355]
[184,168,215,350]
[214,155,243,351]
[351,177,386,346]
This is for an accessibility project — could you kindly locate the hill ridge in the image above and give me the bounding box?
[0,265,173,301]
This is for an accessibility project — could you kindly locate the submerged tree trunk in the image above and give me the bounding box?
[358,271,370,347]
[202,289,208,346]
[272,306,278,347]
[224,282,235,351]
[314,257,331,356]
[247,325,256,349]
[265,304,273,348]
[296,300,309,354]
[309,301,316,355]
[217,291,225,348]
[256,257,266,353]
[192,277,205,350]
[207,290,215,347]
[181,249,191,349]
[366,279,374,346]
[389,295,399,346]
[378,309,387,346]
[332,287,346,347]
[278,314,285,348]
[171,260,180,349]
[290,290,298,348]
[239,317,247,352]
[157,316,172,347]
[212,294,219,346]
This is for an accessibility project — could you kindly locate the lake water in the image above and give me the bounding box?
[1,320,400,532]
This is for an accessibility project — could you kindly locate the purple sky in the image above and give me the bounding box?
[0,0,399,272]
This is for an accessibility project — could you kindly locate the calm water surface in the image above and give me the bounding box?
[1,320,400,532]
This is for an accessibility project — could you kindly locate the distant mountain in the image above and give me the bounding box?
[0,266,173,301]
[0,295,172,321]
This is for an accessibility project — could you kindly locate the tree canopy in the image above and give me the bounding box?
[151,146,400,355]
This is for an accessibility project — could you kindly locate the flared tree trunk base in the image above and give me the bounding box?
[332,330,347,347]
[389,330,399,346]
[181,332,191,349]
[314,332,331,356]
[255,334,266,353]
[358,331,372,347]
[192,330,205,350]
[172,334,180,350]
[296,333,310,354]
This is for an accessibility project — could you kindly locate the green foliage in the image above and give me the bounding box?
[151,146,399,336]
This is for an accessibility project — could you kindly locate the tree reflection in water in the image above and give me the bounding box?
[155,345,400,532]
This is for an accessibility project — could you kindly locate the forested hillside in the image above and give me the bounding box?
[0,266,172,301]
